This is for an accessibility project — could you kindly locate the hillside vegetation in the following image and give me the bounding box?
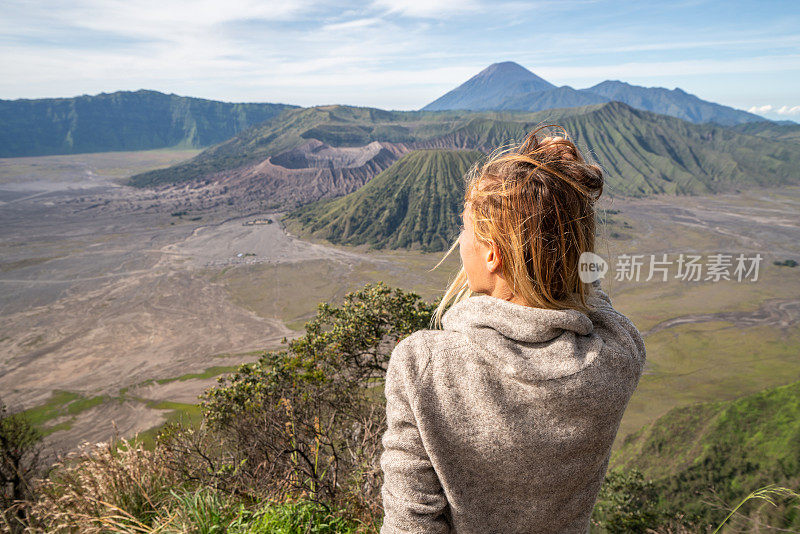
[127,105,517,187]
[129,104,605,188]
[285,102,800,251]
[610,380,800,529]
[0,90,296,157]
[286,150,483,251]
[554,102,800,196]
[733,120,800,144]
[130,102,800,204]
[423,101,800,196]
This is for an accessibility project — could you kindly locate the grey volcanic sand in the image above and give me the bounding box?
[0,152,378,456]
[161,215,370,268]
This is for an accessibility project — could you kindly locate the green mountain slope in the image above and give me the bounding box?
[612,380,800,528]
[134,101,800,196]
[285,150,484,251]
[732,120,800,144]
[280,102,800,251]
[0,90,297,157]
[552,101,800,196]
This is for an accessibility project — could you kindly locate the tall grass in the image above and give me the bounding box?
[166,487,236,533]
[711,485,800,534]
[13,432,369,533]
[8,425,799,533]
[30,437,179,532]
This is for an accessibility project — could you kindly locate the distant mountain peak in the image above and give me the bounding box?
[479,61,538,78]
[469,61,553,87]
[593,80,631,89]
[422,61,556,111]
[487,61,525,69]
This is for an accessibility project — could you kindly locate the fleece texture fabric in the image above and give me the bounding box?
[379,279,646,534]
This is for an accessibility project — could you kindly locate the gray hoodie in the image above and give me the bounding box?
[379,280,646,533]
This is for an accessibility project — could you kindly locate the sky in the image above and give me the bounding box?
[1,0,798,120]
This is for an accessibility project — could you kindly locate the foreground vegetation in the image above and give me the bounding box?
[2,283,798,532]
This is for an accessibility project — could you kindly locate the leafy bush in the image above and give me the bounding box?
[591,469,666,533]
[161,283,434,525]
[0,399,42,532]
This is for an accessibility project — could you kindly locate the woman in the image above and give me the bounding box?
[379,126,646,534]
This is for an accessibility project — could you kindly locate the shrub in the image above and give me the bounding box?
[163,283,434,523]
[591,469,667,533]
[0,399,42,532]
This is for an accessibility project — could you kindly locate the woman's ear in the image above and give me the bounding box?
[485,241,502,273]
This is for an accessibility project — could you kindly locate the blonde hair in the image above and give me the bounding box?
[432,124,604,328]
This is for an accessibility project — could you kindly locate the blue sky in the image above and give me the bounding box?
[1,0,798,120]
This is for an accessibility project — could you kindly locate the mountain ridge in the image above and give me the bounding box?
[422,61,767,126]
[281,101,800,250]
[129,100,800,214]
[0,90,298,157]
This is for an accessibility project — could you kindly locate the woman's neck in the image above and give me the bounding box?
[485,276,529,306]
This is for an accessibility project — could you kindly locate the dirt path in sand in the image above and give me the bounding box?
[643,299,800,336]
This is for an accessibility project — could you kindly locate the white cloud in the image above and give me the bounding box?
[748,104,800,116]
[321,17,382,32]
[776,105,800,115]
[581,35,800,55]
[1,0,311,41]
[0,0,315,76]
[1,0,798,111]
[371,0,480,17]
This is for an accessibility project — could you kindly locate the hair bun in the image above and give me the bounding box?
[519,127,604,201]
[580,163,604,200]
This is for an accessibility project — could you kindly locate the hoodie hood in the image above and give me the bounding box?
[440,294,606,381]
